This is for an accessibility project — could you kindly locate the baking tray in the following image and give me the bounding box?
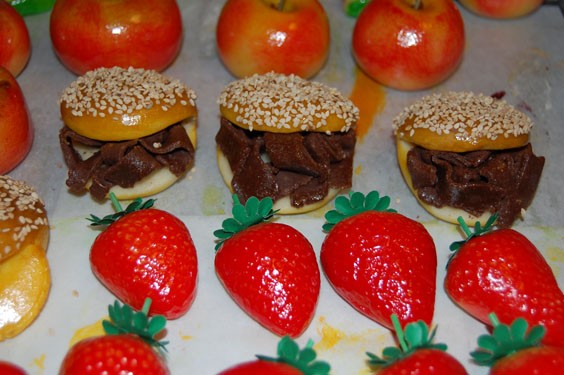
[2,1,564,374]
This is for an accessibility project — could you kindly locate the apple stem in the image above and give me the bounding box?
[277,0,286,11]
[412,0,422,10]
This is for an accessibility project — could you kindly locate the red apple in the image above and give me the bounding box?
[352,0,465,91]
[458,0,543,19]
[0,66,33,174]
[0,1,31,77]
[216,0,330,79]
[49,0,183,75]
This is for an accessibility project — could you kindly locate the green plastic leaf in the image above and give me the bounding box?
[257,336,331,375]
[214,195,277,250]
[472,314,546,367]
[102,299,168,354]
[322,190,397,232]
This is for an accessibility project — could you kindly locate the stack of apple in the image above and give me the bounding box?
[0,1,32,174]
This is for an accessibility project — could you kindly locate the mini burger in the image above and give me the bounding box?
[59,66,197,201]
[216,72,359,214]
[394,91,545,228]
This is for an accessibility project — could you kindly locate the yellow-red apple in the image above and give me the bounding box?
[0,1,31,77]
[49,0,183,75]
[458,0,543,19]
[352,0,465,91]
[0,66,33,174]
[216,0,330,79]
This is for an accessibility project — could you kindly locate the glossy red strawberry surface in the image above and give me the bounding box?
[59,334,169,375]
[376,349,468,375]
[215,222,320,337]
[0,360,27,375]
[218,360,303,375]
[490,346,564,375]
[321,211,436,329]
[90,208,198,319]
[445,228,564,347]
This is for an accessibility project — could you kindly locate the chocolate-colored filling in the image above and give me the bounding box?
[407,143,544,227]
[59,123,195,200]
[216,118,356,208]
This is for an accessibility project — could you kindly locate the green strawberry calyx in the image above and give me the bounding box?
[447,213,498,267]
[322,190,396,232]
[213,194,278,250]
[470,313,546,367]
[256,336,331,375]
[103,298,168,354]
[87,192,156,227]
[366,314,447,368]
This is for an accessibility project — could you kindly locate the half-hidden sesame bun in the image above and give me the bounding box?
[394,91,535,226]
[0,175,50,341]
[60,66,198,142]
[393,91,531,153]
[218,72,358,134]
[0,176,49,262]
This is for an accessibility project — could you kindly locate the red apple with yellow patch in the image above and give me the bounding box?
[352,0,465,91]
[216,0,330,79]
[0,1,31,77]
[0,66,33,174]
[49,0,183,75]
[458,0,543,19]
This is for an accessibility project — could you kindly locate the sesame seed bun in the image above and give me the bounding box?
[60,67,197,142]
[394,91,538,227]
[0,175,50,341]
[216,148,340,214]
[0,176,49,262]
[218,72,358,134]
[393,91,531,153]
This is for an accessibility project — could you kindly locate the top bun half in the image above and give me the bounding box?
[60,67,197,142]
[393,91,532,153]
[218,72,358,134]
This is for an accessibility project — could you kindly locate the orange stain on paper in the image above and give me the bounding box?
[69,318,106,347]
[349,68,386,140]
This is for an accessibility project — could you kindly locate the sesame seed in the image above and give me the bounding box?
[59,67,197,126]
[218,72,359,132]
[392,91,533,141]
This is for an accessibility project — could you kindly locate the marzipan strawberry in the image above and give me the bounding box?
[88,194,198,320]
[320,191,437,329]
[445,215,564,347]
[214,195,320,337]
[367,314,468,374]
[59,298,169,375]
[218,336,330,375]
[471,313,564,375]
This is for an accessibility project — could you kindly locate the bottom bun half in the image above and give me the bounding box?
[216,148,341,215]
[397,139,491,227]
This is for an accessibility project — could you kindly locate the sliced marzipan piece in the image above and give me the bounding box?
[0,244,51,341]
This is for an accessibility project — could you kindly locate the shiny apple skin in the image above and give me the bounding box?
[0,1,31,77]
[216,0,330,79]
[0,66,33,174]
[49,0,183,75]
[352,0,465,91]
[458,0,543,19]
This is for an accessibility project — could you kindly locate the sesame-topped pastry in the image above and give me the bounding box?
[0,175,50,341]
[393,91,545,228]
[59,66,198,201]
[216,72,359,214]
